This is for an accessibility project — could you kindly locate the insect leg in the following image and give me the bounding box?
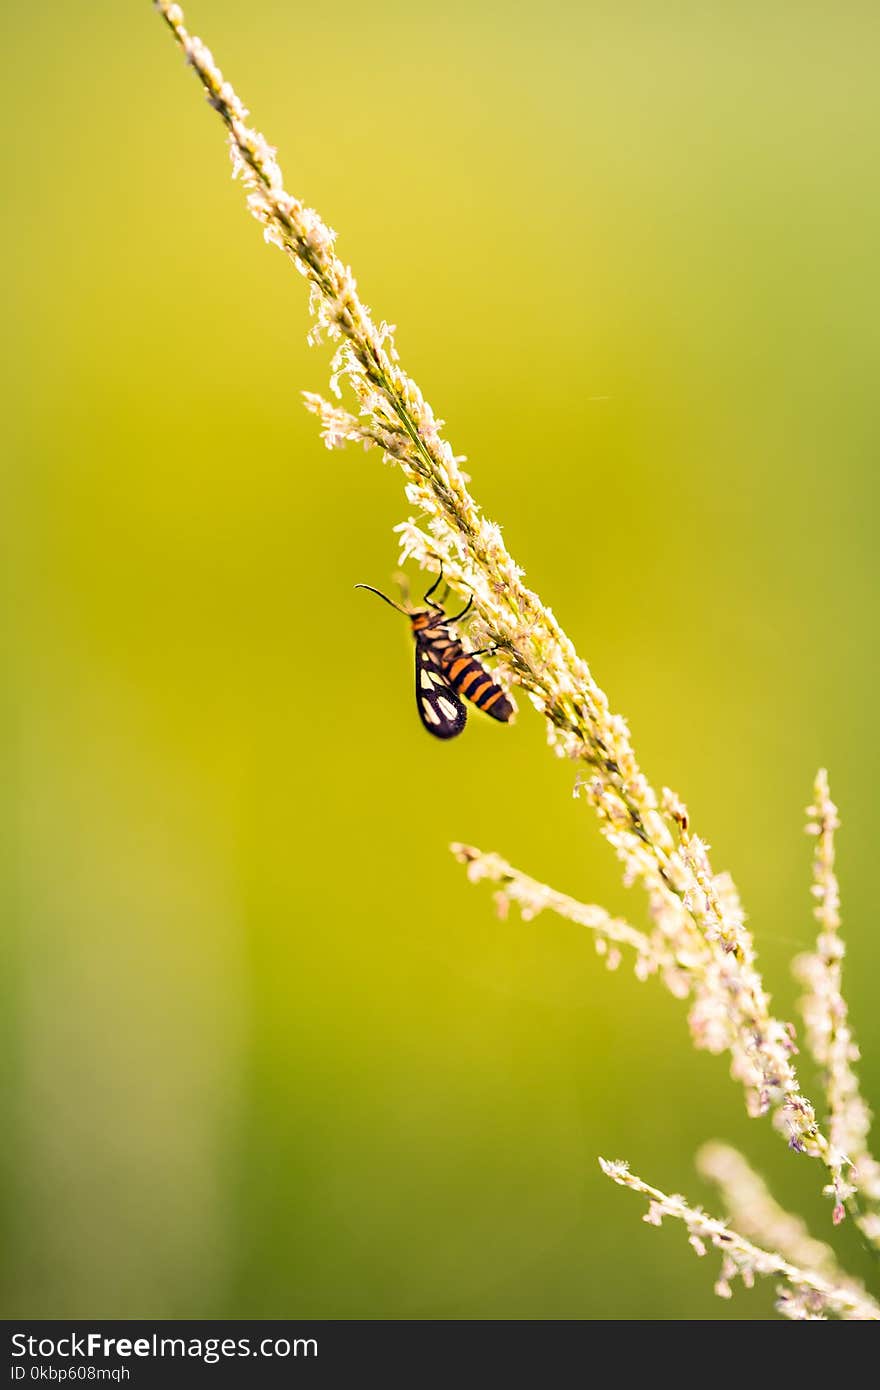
[446,594,473,623]
[423,566,444,605]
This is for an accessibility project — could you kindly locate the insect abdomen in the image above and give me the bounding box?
[442,652,514,722]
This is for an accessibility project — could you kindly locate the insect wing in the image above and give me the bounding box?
[415,644,466,739]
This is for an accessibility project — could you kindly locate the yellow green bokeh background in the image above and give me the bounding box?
[4,1,879,1319]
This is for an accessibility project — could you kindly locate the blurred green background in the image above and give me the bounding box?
[3,0,879,1320]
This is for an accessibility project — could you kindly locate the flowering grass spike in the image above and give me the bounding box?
[154,1,880,1316]
[599,1159,879,1321]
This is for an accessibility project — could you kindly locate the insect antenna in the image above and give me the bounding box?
[354,584,409,615]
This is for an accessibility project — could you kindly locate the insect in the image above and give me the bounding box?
[355,572,515,740]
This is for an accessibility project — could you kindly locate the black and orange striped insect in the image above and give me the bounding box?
[356,572,514,740]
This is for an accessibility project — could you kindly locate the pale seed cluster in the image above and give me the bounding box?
[599,1159,879,1321]
[697,1142,860,1286]
[793,771,880,1236]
